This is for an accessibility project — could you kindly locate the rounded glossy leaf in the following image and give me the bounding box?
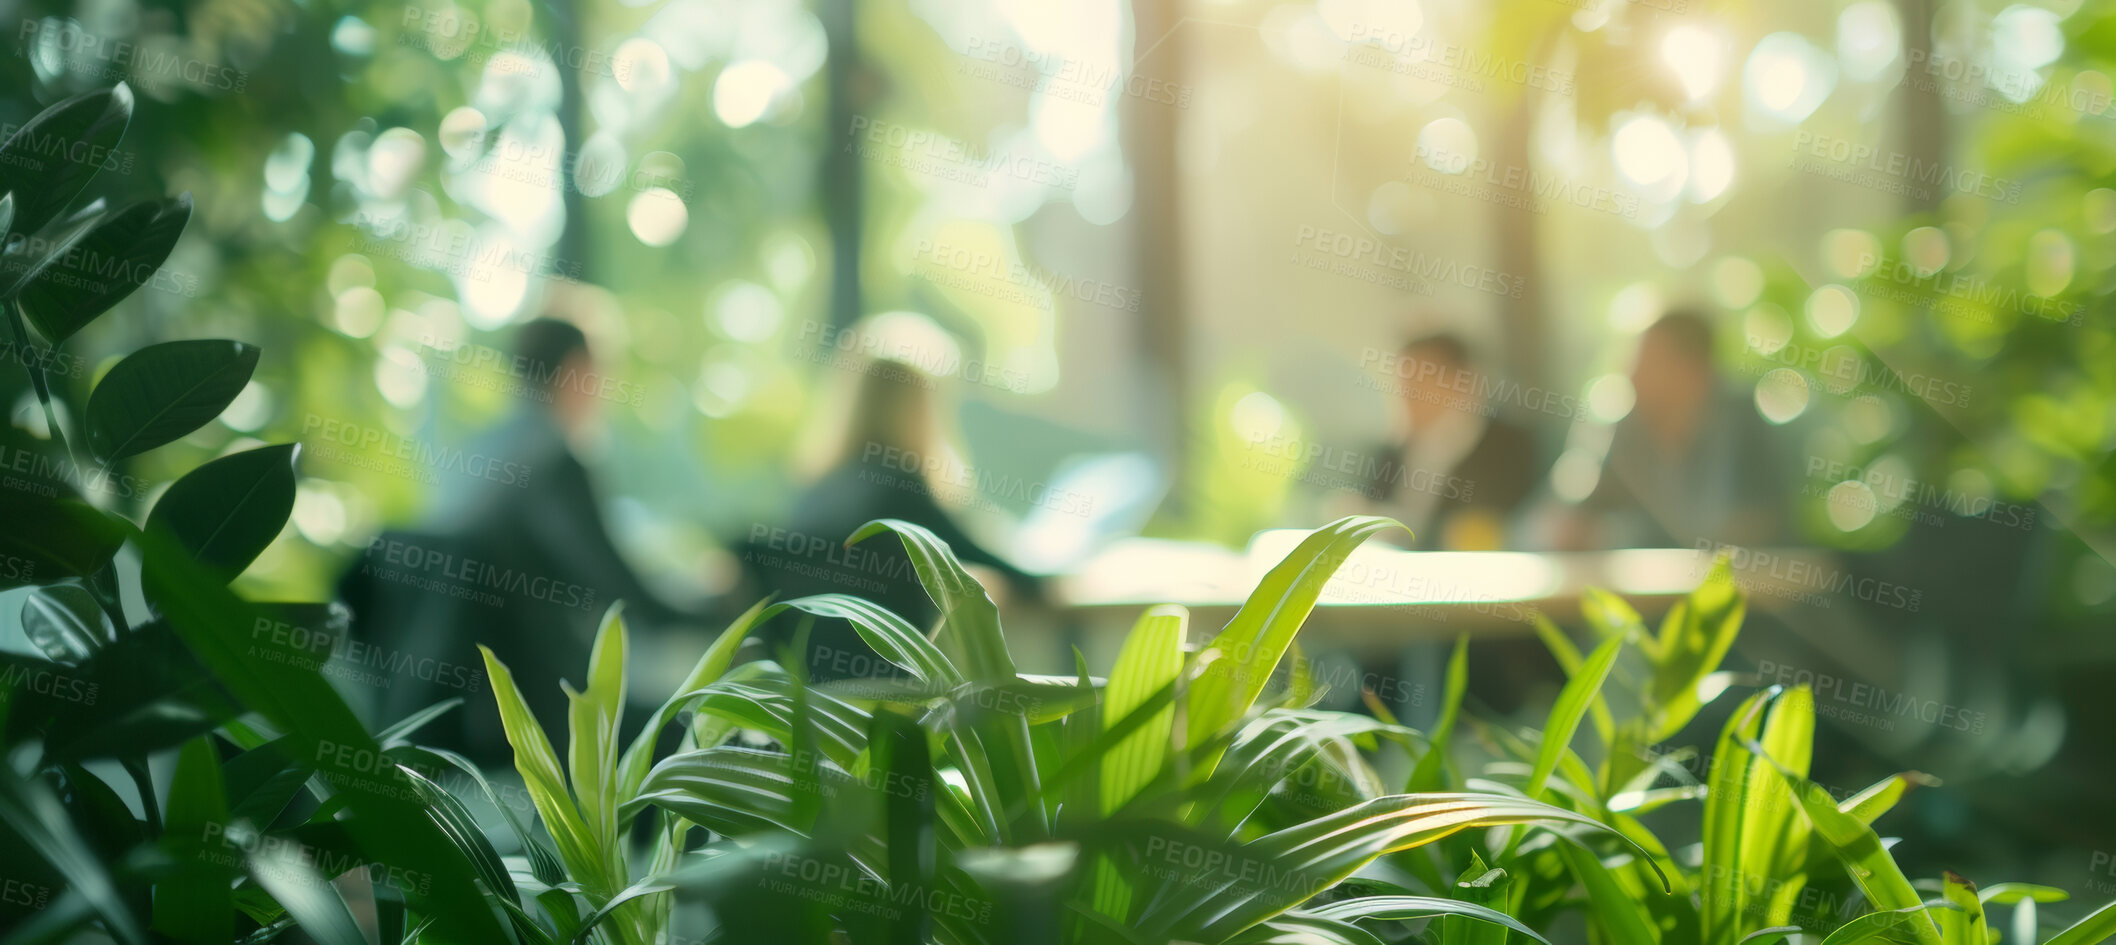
[0,84,133,239]
[20,194,193,342]
[0,492,126,589]
[21,583,110,664]
[145,443,299,582]
[0,199,108,302]
[86,339,260,461]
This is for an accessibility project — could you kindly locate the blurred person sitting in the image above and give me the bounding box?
[741,357,1036,683]
[337,318,705,762]
[1561,308,1788,549]
[1352,333,1539,550]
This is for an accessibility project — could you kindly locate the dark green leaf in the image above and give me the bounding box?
[144,443,298,581]
[20,583,110,664]
[0,85,132,239]
[20,194,192,342]
[154,736,235,944]
[85,339,259,461]
[0,492,126,589]
[0,769,144,945]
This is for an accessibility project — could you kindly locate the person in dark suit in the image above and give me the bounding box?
[1568,308,1789,549]
[740,357,1034,684]
[1359,333,1540,550]
[337,319,700,762]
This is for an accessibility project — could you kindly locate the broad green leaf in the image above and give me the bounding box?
[625,747,871,854]
[143,443,297,582]
[1978,883,2068,905]
[1839,772,1937,827]
[133,526,505,941]
[569,876,678,945]
[1649,561,1745,742]
[0,493,126,589]
[2045,899,2116,945]
[1786,776,1940,945]
[1439,853,1511,945]
[1091,605,1187,924]
[1583,587,1650,648]
[1143,792,1658,941]
[0,201,106,302]
[0,768,143,945]
[1185,516,1405,775]
[20,583,109,663]
[19,194,191,342]
[244,845,366,945]
[394,760,518,904]
[0,86,130,238]
[763,593,961,687]
[1003,672,1185,830]
[1183,711,1416,837]
[1937,872,1986,945]
[565,604,628,857]
[1526,632,1623,800]
[85,339,259,461]
[847,518,1013,680]
[868,707,935,945]
[1102,604,1187,814]
[1556,841,1660,945]
[616,595,776,801]
[1747,687,1816,927]
[403,745,566,887]
[678,672,873,769]
[1535,613,1615,746]
[374,697,462,747]
[1816,904,1960,945]
[847,518,1041,838]
[1233,913,1388,945]
[479,645,599,898]
[1703,689,1771,945]
[154,736,233,945]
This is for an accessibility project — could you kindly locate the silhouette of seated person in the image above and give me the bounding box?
[1564,309,1788,549]
[1353,332,1540,550]
[338,318,700,763]
[742,358,1034,687]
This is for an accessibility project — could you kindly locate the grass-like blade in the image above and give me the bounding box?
[1185,516,1405,780]
[1556,840,1660,945]
[2044,899,2116,945]
[616,596,775,801]
[1407,635,1468,793]
[1308,894,1550,944]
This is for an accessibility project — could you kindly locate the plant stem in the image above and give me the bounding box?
[122,756,161,834]
[6,300,132,634]
[86,567,129,638]
[2,299,81,473]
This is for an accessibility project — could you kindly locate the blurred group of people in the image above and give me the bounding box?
[1335,308,1789,554]
[337,304,1794,754]
[337,318,1032,757]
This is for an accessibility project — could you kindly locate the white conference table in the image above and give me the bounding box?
[1045,531,1834,650]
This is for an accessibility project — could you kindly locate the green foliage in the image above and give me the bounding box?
[456,519,1659,945]
[432,520,2116,945]
[2,85,508,944]
[3,87,2111,944]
